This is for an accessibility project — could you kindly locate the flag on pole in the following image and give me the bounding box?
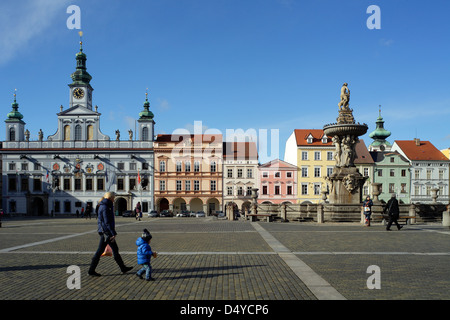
[46,169,49,183]
[137,168,141,185]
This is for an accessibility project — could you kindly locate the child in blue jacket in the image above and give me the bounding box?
[136,229,157,281]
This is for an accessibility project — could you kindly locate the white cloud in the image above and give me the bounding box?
[0,0,71,65]
[379,38,394,47]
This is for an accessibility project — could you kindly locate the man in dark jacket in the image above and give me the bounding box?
[88,192,133,276]
[384,193,403,231]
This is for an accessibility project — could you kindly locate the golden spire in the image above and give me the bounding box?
[78,31,83,51]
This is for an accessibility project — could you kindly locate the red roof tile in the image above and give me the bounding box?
[395,140,449,161]
[294,129,333,146]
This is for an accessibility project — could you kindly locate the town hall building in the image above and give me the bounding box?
[1,39,155,216]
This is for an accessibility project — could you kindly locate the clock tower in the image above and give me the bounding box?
[69,32,93,110]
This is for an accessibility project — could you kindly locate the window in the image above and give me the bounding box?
[237,169,243,178]
[302,167,308,177]
[401,183,407,193]
[247,186,252,196]
[34,163,40,170]
[194,180,200,191]
[64,178,71,191]
[390,169,395,177]
[275,172,281,178]
[390,157,395,163]
[130,162,137,171]
[327,152,333,161]
[8,177,17,192]
[363,168,369,177]
[287,185,292,195]
[86,178,93,191]
[141,127,149,141]
[286,172,292,178]
[227,169,233,178]
[314,152,321,161]
[34,178,42,191]
[129,178,136,190]
[262,172,268,178]
[64,201,71,213]
[117,178,124,191]
[439,170,444,180]
[327,167,333,176]
[9,163,16,171]
[75,125,82,141]
[227,186,233,196]
[427,169,432,180]
[389,183,395,193]
[159,180,166,191]
[194,161,200,172]
[21,177,28,192]
[262,185,268,195]
[377,169,383,177]
[74,178,82,191]
[426,185,431,196]
[210,161,216,172]
[185,161,191,172]
[176,180,182,191]
[117,163,125,170]
[314,167,321,178]
[401,169,407,177]
[274,185,280,195]
[211,180,216,191]
[176,161,182,172]
[159,161,166,172]
[414,185,420,195]
[314,184,321,195]
[185,180,191,191]
[21,163,28,171]
[97,178,104,191]
[237,186,242,195]
[302,151,308,160]
[9,127,15,141]
[247,169,253,178]
[301,184,308,195]
[415,170,420,179]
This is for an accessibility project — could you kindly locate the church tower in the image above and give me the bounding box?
[368,106,392,151]
[5,91,25,142]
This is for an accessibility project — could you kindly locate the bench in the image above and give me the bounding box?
[247,214,275,222]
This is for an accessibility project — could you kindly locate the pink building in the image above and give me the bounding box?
[258,159,298,204]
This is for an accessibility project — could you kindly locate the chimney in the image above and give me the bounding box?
[414,138,420,146]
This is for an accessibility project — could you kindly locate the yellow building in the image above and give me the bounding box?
[284,129,334,203]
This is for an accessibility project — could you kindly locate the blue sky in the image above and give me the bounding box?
[1,0,449,164]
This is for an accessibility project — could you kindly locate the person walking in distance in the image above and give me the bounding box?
[384,193,403,231]
[88,192,133,276]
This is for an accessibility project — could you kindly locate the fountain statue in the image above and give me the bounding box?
[323,83,368,204]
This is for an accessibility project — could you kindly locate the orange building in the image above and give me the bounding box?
[154,134,223,215]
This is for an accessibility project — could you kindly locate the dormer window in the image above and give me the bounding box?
[322,135,328,144]
[306,134,314,144]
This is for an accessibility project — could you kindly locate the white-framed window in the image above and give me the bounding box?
[314,151,321,161]
[159,161,166,172]
[211,180,216,191]
[176,180,182,191]
[185,180,191,191]
[302,151,308,160]
[159,180,165,191]
[194,180,200,191]
[301,167,308,177]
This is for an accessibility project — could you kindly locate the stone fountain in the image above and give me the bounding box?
[323,83,368,205]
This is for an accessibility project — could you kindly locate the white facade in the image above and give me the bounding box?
[1,45,155,216]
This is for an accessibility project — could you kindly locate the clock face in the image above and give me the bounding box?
[73,88,85,99]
